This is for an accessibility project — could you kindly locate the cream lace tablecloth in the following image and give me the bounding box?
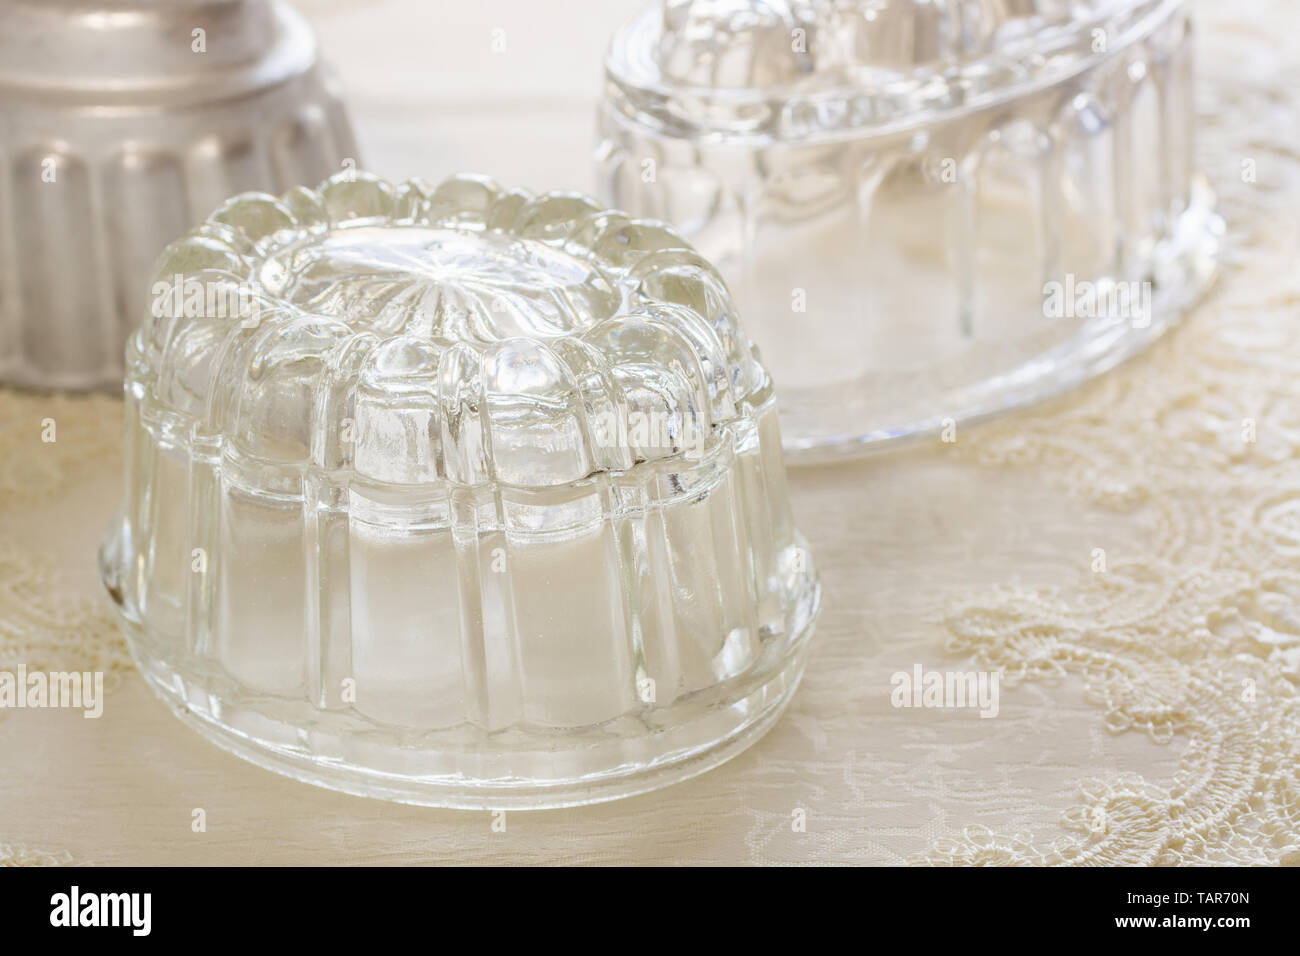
[2,0,1297,866]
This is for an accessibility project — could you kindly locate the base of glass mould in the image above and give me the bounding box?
[100,519,820,810]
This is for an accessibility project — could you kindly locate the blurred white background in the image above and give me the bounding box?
[297,0,646,194]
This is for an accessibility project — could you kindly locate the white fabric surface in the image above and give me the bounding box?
[0,0,1296,865]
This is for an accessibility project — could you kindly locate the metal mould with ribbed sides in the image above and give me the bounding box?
[0,0,358,390]
[98,172,822,808]
[598,0,1222,461]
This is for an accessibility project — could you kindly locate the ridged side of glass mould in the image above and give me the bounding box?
[100,172,820,808]
[598,0,1221,459]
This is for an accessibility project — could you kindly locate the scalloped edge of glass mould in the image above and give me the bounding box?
[605,0,1185,145]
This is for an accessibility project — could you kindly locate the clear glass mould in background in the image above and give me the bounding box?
[597,0,1222,460]
[99,172,821,809]
[0,0,357,391]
